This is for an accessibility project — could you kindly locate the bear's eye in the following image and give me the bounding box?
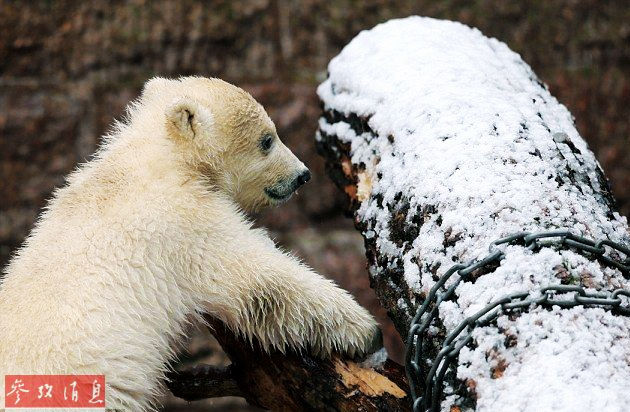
[260,133,274,153]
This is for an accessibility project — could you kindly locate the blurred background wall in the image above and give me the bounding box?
[1,1,628,410]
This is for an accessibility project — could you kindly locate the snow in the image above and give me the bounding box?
[458,307,630,411]
[359,347,389,370]
[317,16,630,412]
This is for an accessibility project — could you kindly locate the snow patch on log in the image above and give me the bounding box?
[359,347,389,370]
[457,306,630,411]
[317,16,630,411]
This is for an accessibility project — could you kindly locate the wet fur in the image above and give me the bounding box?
[0,77,379,411]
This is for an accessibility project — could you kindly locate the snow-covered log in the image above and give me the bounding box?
[316,17,630,412]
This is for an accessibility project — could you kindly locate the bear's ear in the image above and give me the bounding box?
[165,97,214,141]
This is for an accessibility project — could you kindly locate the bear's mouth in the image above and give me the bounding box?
[264,187,293,202]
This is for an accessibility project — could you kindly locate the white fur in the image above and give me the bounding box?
[0,77,379,411]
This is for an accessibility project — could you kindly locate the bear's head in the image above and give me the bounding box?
[142,77,310,212]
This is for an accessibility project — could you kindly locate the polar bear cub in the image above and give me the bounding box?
[0,77,380,411]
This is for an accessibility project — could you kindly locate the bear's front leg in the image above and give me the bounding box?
[196,205,381,358]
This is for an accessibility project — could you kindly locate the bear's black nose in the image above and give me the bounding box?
[295,169,311,187]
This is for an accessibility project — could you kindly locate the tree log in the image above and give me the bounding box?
[316,17,630,412]
[167,317,410,411]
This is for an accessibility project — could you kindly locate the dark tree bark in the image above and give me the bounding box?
[167,364,243,401]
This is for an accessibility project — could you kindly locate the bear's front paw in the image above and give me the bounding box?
[341,324,384,363]
[353,323,383,359]
[333,316,383,360]
[309,311,381,359]
[366,326,384,356]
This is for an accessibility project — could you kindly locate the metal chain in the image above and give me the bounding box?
[404,230,630,412]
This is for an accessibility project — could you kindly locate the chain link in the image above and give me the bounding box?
[405,230,630,412]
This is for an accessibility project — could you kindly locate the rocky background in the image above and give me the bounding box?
[1,1,628,411]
